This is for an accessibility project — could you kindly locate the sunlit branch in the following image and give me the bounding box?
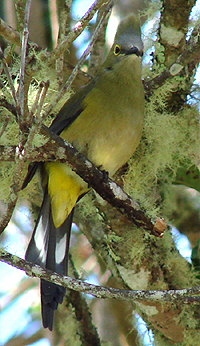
[1,249,200,304]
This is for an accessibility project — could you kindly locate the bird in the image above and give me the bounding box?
[23,14,145,331]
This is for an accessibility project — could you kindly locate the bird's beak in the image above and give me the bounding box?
[125,46,143,57]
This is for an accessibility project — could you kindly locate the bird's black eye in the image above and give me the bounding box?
[114,44,121,56]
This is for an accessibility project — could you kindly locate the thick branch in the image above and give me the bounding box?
[0,17,21,46]
[158,0,196,66]
[1,249,200,304]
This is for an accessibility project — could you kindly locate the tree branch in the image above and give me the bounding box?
[158,0,196,67]
[55,0,72,85]
[1,249,200,304]
[0,17,21,46]
[14,0,26,33]
[18,0,32,119]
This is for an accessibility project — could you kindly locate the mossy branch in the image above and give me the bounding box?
[1,248,200,304]
[0,17,21,46]
[158,0,196,67]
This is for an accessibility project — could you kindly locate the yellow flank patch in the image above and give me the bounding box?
[45,163,81,228]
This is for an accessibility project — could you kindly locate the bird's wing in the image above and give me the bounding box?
[22,81,95,189]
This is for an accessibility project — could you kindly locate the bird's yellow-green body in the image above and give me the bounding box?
[46,53,144,228]
[24,14,145,331]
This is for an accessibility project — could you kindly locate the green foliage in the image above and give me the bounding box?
[191,239,200,278]
[174,163,200,192]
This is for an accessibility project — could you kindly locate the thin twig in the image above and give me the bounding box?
[1,249,200,304]
[23,80,50,157]
[29,81,45,119]
[35,80,50,120]
[14,0,26,33]
[18,0,32,118]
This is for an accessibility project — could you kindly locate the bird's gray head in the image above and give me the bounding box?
[113,14,143,58]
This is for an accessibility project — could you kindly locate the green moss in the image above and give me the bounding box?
[122,226,146,265]
[171,306,200,346]
[182,329,200,346]
[58,302,82,346]
[78,192,99,219]
[0,108,18,145]
[0,162,14,203]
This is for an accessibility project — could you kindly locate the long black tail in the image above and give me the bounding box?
[25,190,73,330]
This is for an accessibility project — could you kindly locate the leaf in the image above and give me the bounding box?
[173,164,200,192]
[191,240,200,278]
